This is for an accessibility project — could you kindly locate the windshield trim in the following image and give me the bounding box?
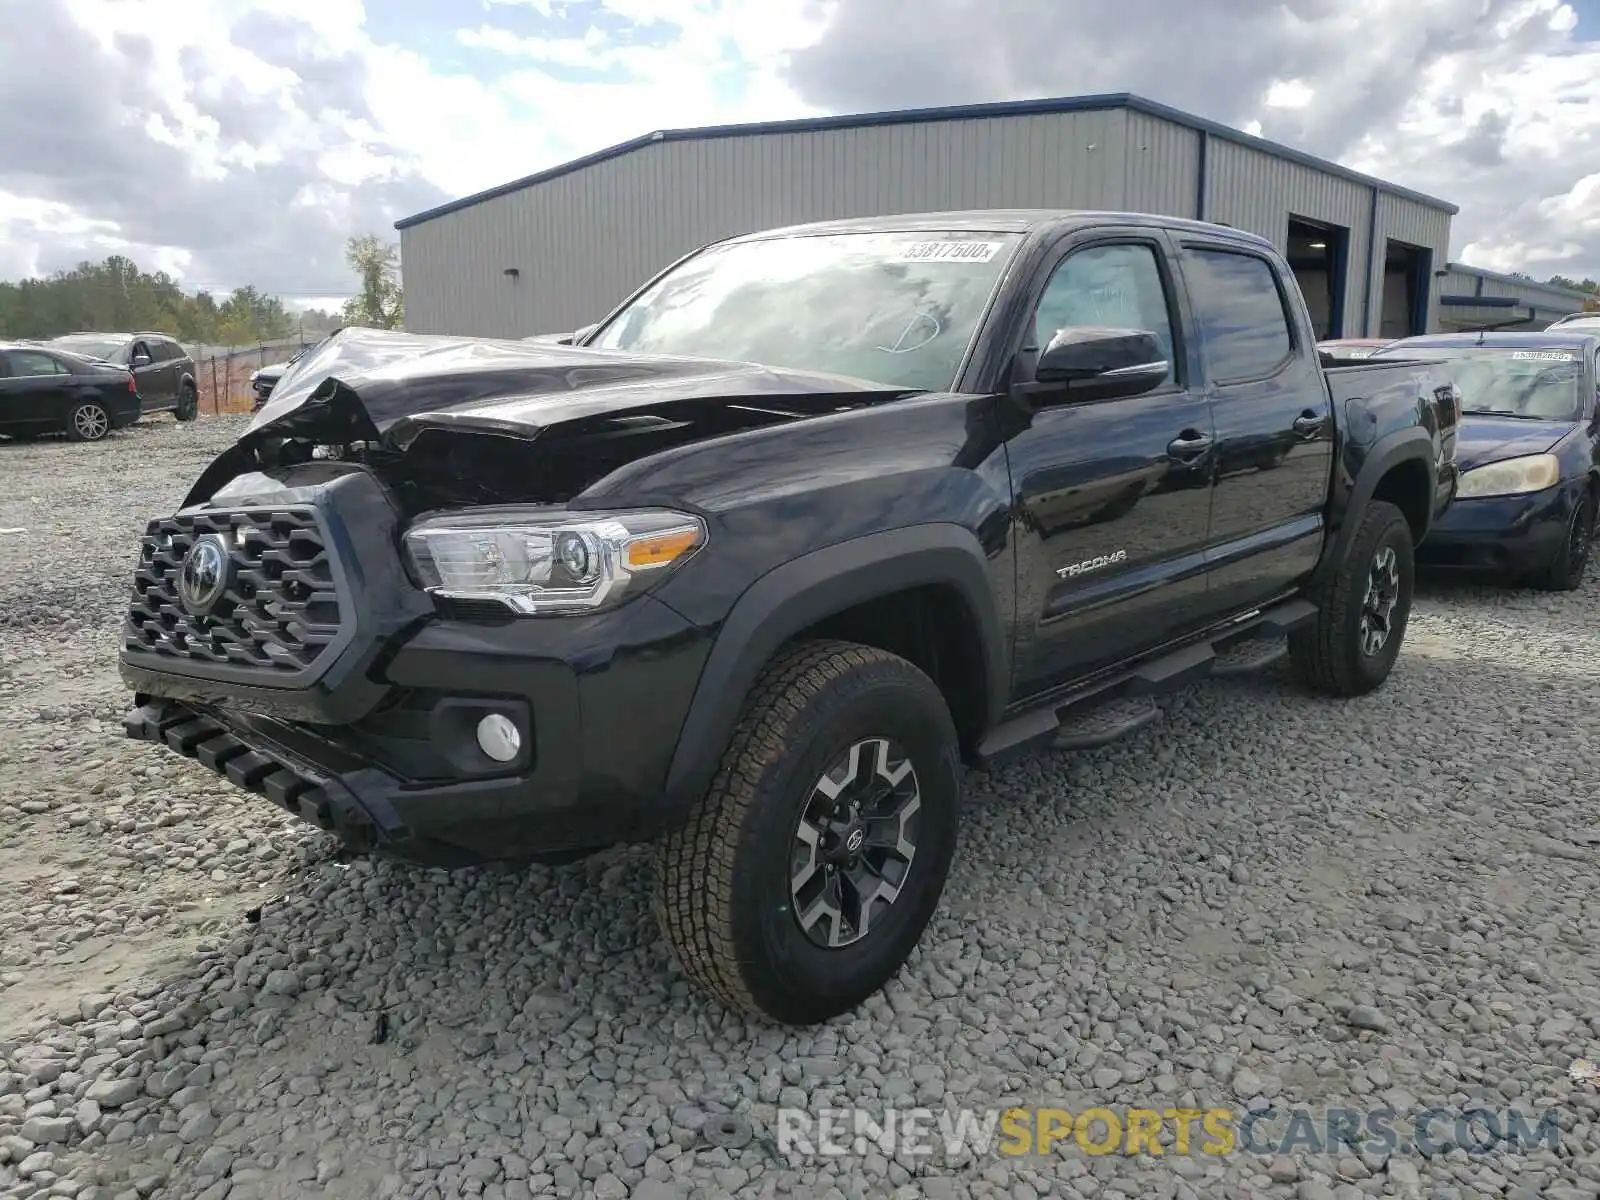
[582,228,1028,394]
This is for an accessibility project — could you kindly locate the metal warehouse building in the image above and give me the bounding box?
[396,93,1467,344]
[1436,264,1595,332]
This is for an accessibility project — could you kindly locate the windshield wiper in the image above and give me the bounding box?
[1459,409,1557,420]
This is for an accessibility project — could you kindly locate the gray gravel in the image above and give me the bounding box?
[2,417,1600,1200]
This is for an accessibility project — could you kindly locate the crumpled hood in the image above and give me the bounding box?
[1455,415,1575,471]
[244,326,906,449]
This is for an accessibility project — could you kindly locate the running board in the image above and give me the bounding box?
[1053,697,1161,751]
[973,595,1314,768]
[1211,638,1288,677]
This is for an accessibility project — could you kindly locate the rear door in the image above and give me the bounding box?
[128,339,164,410]
[1174,240,1334,616]
[0,350,75,427]
[1004,230,1218,697]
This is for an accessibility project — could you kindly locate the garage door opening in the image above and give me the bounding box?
[1380,240,1432,339]
[1287,217,1347,339]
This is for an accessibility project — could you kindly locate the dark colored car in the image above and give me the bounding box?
[0,343,141,441]
[120,210,1459,1024]
[44,332,199,422]
[1374,332,1600,588]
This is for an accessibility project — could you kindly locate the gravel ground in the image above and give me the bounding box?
[2,417,1600,1200]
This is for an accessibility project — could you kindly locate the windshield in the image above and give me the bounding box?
[47,335,126,360]
[588,231,1024,391]
[1373,344,1587,420]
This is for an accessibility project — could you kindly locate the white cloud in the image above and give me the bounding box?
[2,0,1599,309]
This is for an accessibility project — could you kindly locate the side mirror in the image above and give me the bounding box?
[1028,326,1168,403]
[556,323,599,347]
[131,352,152,368]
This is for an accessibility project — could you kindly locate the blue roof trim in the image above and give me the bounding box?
[394,92,1459,231]
[1440,294,1521,308]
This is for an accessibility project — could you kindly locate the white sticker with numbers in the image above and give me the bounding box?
[896,241,1003,263]
[1510,350,1577,361]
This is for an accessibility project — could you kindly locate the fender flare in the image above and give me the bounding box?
[1313,426,1437,584]
[659,523,1009,816]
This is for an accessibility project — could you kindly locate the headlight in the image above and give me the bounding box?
[403,508,705,615]
[1455,454,1561,500]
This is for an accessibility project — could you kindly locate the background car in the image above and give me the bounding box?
[1547,312,1600,333]
[1372,331,1600,589]
[0,343,141,441]
[43,332,199,421]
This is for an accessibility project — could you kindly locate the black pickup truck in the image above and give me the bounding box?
[120,211,1459,1024]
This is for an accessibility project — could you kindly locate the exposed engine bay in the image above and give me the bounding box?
[187,326,918,514]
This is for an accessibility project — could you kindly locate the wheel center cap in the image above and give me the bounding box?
[844,826,866,854]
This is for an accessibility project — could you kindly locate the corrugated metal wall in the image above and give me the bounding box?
[1437,265,1593,331]
[403,110,1138,338]
[401,107,1455,344]
[1121,111,1200,218]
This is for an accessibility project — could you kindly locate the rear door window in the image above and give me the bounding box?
[8,350,68,377]
[1182,248,1297,384]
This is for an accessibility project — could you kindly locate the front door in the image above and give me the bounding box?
[1006,234,1218,699]
[1174,241,1334,614]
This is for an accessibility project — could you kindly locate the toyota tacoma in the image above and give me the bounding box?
[120,211,1460,1024]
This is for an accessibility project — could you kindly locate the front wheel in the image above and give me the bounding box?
[65,401,112,442]
[175,382,198,422]
[1531,492,1594,592]
[1289,500,1415,697]
[655,640,961,1024]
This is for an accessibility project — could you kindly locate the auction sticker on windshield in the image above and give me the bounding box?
[1510,350,1578,361]
[897,241,1004,263]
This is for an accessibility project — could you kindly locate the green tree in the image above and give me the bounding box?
[0,255,331,346]
[340,235,403,329]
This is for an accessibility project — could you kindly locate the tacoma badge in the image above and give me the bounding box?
[1056,549,1128,579]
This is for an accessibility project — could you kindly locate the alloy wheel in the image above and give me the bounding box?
[1359,545,1401,656]
[789,737,921,949]
[74,405,109,440]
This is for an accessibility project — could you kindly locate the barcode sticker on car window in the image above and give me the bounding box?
[1510,350,1577,361]
[897,241,1003,263]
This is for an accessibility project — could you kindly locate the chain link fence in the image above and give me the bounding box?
[193,334,320,415]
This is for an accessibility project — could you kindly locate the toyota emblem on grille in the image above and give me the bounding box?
[178,535,231,615]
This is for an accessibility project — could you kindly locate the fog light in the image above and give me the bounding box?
[475,714,522,763]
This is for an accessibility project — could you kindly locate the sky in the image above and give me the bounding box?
[1,0,1597,311]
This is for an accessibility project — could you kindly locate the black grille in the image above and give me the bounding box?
[124,507,345,674]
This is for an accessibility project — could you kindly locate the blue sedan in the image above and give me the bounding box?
[1373,332,1599,590]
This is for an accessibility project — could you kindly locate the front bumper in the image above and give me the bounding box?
[1416,481,1577,573]
[124,595,711,866]
[118,464,713,866]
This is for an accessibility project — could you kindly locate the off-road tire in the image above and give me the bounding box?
[1289,500,1414,697]
[175,382,199,422]
[65,401,111,443]
[654,639,961,1025]
[1531,491,1594,592]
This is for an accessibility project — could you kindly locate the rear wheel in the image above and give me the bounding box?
[1289,500,1414,697]
[175,382,199,422]
[1531,492,1594,592]
[66,401,111,443]
[655,640,961,1024]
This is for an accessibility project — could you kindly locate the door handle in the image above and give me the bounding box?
[1167,430,1213,460]
[1293,411,1326,437]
